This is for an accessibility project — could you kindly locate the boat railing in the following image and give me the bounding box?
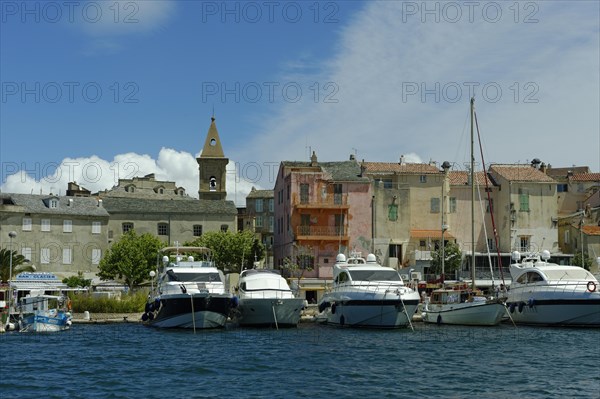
[332,281,409,294]
[512,280,597,297]
[240,289,296,299]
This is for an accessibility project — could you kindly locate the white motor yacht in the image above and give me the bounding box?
[317,252,420,328]
[143,247,235,329]
[234,269,305,328]
[505,250,600,326]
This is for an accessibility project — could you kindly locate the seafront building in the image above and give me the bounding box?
[0,117,237,282]
[245,187,275,267]
[0,118,598,300]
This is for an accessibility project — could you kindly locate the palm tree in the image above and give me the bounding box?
[0,248,34,283]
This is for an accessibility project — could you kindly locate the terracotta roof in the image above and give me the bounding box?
[448,171,494,186]
[362,162,440,174]
[570,173,600,182]
[281,160,369,182]
[582,225,600,236]
[546,166,590,178]
[489,165,555,182]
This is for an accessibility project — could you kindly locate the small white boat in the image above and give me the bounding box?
[317,252,420,328]
[234,269,305,328]
[422,98,506,327]
[143,247,235,329]
[422,288,505,326]
[18,294,72,332]
[506,250,600,326]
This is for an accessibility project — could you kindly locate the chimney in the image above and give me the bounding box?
[360,159,366,177]
[399,155,405,165]
[349,154,355,161]
[540,162,547,173]
[97,199,103,207]
[68,198,73,206]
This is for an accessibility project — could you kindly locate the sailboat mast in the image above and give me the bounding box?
[470,97,475,290]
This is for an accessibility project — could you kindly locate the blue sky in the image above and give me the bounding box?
[1,1,599,205]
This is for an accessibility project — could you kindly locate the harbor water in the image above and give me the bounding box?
[1,322,598,398]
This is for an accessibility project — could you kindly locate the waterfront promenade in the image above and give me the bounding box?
[71,305,322,324]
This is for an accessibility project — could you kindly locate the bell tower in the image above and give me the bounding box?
[197,116,228,200]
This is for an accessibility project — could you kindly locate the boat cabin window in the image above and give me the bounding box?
[516,271,545,284]
[336,272,350,284]
[167,272,222,283]
[348,270,401,282]
[543,269,595,281]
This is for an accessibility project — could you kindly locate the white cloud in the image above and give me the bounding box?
[78,1,176,37]
[0,149,257,206]
[235,1,599,173]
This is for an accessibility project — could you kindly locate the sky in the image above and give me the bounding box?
[1,1,599,205]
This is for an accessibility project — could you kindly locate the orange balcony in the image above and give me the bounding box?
[294,193,349,211]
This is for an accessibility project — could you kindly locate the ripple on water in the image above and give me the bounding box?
[1,323,599,398]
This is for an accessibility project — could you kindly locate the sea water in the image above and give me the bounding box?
[1,322,598,398]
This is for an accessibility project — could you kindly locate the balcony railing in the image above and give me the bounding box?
[296,193,348,207]
[296,225,347,238]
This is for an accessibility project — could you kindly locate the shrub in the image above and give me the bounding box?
[69,290,148,313]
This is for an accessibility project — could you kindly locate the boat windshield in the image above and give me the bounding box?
[348,270,401,282]
[544,269,595,281]
[167,272,222,283]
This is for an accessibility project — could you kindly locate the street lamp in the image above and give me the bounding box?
[440,162,451,285]
[8,231,17,317]
[8,231,17,283]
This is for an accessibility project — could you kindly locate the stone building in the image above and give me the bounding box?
[0,194,109,277]
[245,187,274,267]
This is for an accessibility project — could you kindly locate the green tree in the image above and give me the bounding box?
[281,244,314,293]
[186,230,265,273]
[0,248,34,283]
[572,251,593,271]
[98,230,164,289]
[429,241,462,278]
[62,271,92,288]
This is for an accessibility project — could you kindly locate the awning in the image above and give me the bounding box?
[410,229,455,239]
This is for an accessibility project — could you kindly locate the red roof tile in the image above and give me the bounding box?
[571,173,600,182]
[490,165,555,182]
[448,171,493,186]
[363,162,440,174]
[582,225,600,236]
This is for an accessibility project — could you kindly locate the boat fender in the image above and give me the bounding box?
[144,303,151,313]
[148,312,154,321]
[148,302,155,312]
[436,314,442,325]
[509,303,516,313]
[587,281,597,292]
[518,302,525,313]
[527,298,535,308]
[154,298,161,309]
[141,313,149,322]
[331,303,337,314]
[340,315,345,326]
[231,296,239,308]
